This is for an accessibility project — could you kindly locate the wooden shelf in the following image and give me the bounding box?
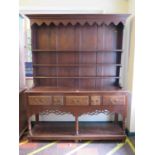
[33,76,120,79]
[28,122,126,141]
[33,64,122,67]
[32,49,123,52]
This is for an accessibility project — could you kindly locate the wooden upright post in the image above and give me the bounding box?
[114,113,118,124]
[36,114,39,123]
[28,117,32,135]
[122,116,126,131]
[75,115,79,135]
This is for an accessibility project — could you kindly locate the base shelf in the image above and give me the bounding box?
[28,122,126,141]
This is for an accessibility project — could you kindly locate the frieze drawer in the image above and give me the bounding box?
[52,96,63,105]
[91,96,101,105]
[103,95,125,105]
[28,96,52,105]
[66,96,89,106]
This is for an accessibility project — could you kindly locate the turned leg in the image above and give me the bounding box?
[35,114,39,123]
[122,115,126,142]
[28,117,32,136]
[114,113,118,124]
[122,116,126,131]
[75,115,79,135]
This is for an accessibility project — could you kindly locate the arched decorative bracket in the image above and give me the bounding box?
[37,108,115,117]
[40,109,73,116]
[84,109,114,116]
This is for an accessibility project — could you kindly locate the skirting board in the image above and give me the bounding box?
[125,128,135,137]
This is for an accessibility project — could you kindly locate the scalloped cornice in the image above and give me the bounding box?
[26,14,130,26]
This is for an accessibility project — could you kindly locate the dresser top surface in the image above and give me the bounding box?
[25,86,128,93]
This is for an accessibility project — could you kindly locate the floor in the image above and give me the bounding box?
[19,132,135,155]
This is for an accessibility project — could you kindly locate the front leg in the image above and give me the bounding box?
[28,117,32,136]
[114,113,118,124]
[75,115,79,135]
[35,114,39,123]
[122,115,126,131]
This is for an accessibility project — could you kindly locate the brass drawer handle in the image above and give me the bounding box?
[72,99,75,103]
[110,98,119,104]
[72,99,80,103]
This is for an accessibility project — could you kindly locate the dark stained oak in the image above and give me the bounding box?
[25,14,130,141]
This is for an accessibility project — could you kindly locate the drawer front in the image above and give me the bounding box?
[103,95,125,105]
[91,96,101,105]
[66,96,89,106]
[52,96,63,105]
[28,96,52,105]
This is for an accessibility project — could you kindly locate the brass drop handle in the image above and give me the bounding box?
[110,98,119,104]
[38,98,42,103]
[54,99,58,102]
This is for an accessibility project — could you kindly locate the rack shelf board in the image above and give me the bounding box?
[33,76,121,79]
[28,122,126,141]
[33,64,122,67]
[32,49,123,52]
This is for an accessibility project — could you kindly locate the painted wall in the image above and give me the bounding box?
[19,15,26,91]
[126,0,135,132]
[20,0,129,14]
[20,0,135,132]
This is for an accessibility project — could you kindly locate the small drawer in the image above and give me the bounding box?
[52,96,63,105]
[66,96,89,106]
[91,96,101,105]
[103,95,125,105]
[28,96,52,105]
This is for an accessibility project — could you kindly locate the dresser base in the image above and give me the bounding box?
[28,122,126,141]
